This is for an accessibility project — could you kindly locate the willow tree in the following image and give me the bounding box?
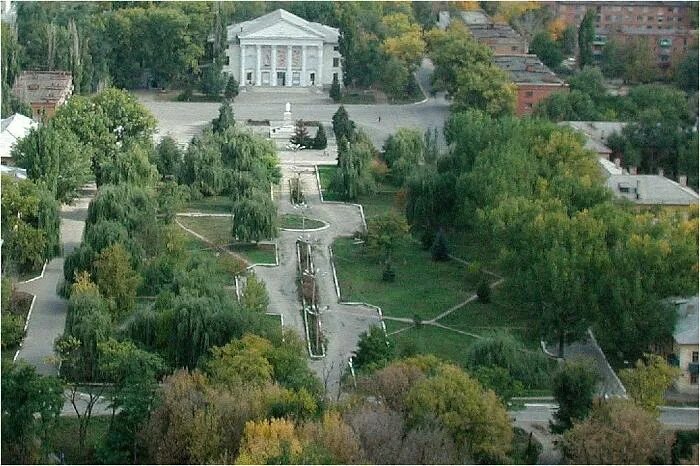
[232,190,277,243]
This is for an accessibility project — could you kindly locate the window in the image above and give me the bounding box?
[691,373,698,385]
[693,352,699,363]
[511,45,519,51]
[225,56,230,66]
[333,57,339,67]
[525,90,533,97]
[648,16,654,21]
[333,72,338,81]
[525,102,533,109]
[333,45,339,51]
[246,72,253,84]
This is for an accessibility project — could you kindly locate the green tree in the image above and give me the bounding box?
[622,37,658,84]
[330,135,374,202]
[200,62,225,97]
[13,124,92,203]
[366,212,409,281]
[551,359,599,433]
[224,74,239,99]
[673,49,699,93]
[405,363,513,462]
[205,334,274,388]
[290,120,312,148]
[452,61,516,116]
[232,190,277,242]
[100,142,159,187]
[619,353,681,413]
[329,73,341,102]
[93,242,142,316]
[530,31,563,69]
[331,105,355,142]
[1,362,64,464]
[242,274,269,314]
[382,128,425,186]
[562,399,672,464]
[153,136,182,180]
[577,9,595,69]
[312,124,327,150]
[430,228,449,261]
[559,25,577,56]
[352,325,393,371]
[600,38,626,78]
[180,135,227,196]
[212,101,235,134]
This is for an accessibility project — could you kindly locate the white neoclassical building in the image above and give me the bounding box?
[224,9,342,89]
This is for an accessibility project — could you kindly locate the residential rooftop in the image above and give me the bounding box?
[11,70,73,104]
[492,55,567,85]
[458,9,492,26]
[606,174,699,206]
[467,22,523,41]
[228,9,339,42]
[563,121,628,144]
[0,113,38,160]
[674,297,699,346]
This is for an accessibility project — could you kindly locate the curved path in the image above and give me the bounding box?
[15,184,96,376]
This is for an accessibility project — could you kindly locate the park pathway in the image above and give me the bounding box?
[15,184,96,376]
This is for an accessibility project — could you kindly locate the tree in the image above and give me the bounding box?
[154,136,182,180]
[331,105,355,142]
[600,38,626,78]
[242,274,269,313]
[205,335,274,388]
[578,9,595,69]
[212,101,235,134]
[405,362,513,462]
[232,190,277,242]
[673,49,699,93]
[12,123,92,203]
[290,120,311,148]
[382,128,425,186]
[200,62,225,97]
[312,124,327,150]
[476,279,491,303]
[619,354,681,413]
[366,212,409,281]
[93,242,142,316]
[559,25,577,56]
[329,73,341,102]
[352,325,393,371]
[330,135,374,202]
[236,418,306,464]
[551,358,599,433]
[181,135,227,196]
[452,61,516,116]
[562,399,672,464]
[430,228,449,261]
[1,362,64,464]
[224,74,239,99]
[622,37,658,84]
[530,31,563,69]
[100,141,159,187]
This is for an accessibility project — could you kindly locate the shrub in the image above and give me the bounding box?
[1,313,25,349]
[477,279,491,303]
[176,88,193,102]
[224,75,239,99]
[329,74,341,102]
[313,125,327,150]
[430,229,450,261]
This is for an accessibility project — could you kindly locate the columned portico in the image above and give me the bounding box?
[226,9,342,89]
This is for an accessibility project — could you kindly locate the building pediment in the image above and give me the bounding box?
[240,20,325,40]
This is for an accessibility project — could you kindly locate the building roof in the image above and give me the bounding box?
[563,121,628,144]
[229,9,339,43]
[674,297,699,346]
[606,174,699,205]
[11,71,73,105]
[0,113,38,159]
[598,157,625,176]
[467,23,524,41]
[0,164,27,180]
[492,55,567,85]
[459,9,492,25]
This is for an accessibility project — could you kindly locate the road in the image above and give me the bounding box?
[512,402,699,430]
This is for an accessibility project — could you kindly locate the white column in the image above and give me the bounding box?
[317,44,324,87]
[301,45,307,87]
[286,45,292,87]
[240,44,246,85]
[256,44,261,86]
[271,45,277,86]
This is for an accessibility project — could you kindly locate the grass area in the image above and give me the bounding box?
[229,243,276,265]
[279,214,326,230]
[332,237,475,320]
[46,416,111,465]
[185,196,232,213]
[340,92,376,104]
[385,321,480,364]
[178,216,233,246]
[446,229,501,274]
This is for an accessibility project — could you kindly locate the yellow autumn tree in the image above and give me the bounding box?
[236,418,305,464]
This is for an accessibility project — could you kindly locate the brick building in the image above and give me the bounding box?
[549,1,697,68]
[466,23,529,55]
[493,55,568,115]
[11,71,73,120]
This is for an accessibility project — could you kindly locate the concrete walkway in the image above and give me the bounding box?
[14,184,95,376]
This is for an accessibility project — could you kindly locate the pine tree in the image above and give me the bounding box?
[313,125,327,150]
[212,101,234,134]
[290,120,310,148]
[224,75,239,99]
[329,74,341,102]
[430,228,450,261]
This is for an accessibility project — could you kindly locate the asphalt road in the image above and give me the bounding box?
[512,403,699,430]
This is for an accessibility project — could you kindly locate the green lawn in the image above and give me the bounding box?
[446,229,501,273]
[46,416,111,465]
[332,237,476,320]
[229,244,276,265]
[185,196,232,213]
[279,214,326,230]
[385,321,480,364]
[317,166,400,219]
[178,216,233,246]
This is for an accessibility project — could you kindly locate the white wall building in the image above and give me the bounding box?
[224,9,342,89]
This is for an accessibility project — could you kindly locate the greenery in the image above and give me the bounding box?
[224,75,239,99]
[279,214,325,230]
[47,416,111,465]
[619,354,681,413]
[529,31,563,69]
[352,325,393,372]
[329,74,341,102]
[551,359,599,433]
[577,9,595,68]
